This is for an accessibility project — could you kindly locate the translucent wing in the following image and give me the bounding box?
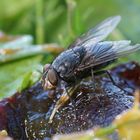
[76,41,140,71]
[69,16,121,48]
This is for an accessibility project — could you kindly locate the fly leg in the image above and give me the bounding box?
[95,70,131,94]
[105,70,131,93]
[91,69,103,104]
[66,75,80,119]
[91,69,96,89]
[48,84,79,123]
[65,86,77,120]
[48,91,69,123]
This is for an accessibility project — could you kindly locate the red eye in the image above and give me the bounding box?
[47,69,58,86]
[43,64,51,73]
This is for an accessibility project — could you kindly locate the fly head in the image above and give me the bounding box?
[42,64,58,90]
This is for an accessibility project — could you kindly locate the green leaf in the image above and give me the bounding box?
[0,56,42,99]
[18,71,33,92]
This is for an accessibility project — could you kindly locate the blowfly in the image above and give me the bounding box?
[41,16,140,123]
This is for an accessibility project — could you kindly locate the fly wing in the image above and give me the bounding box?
[76,40,140,71]
[68,16,121,49]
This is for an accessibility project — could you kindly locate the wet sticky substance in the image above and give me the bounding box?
[0,62,140,140]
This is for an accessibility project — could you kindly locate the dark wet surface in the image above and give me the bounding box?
[0,62,140,140]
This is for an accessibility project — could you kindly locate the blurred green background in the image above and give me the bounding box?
[1,0,140,44]
[0,0,140,99]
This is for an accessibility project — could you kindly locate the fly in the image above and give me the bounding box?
[41,16,140,123]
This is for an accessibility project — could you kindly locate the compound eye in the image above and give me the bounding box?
[47,69,58,86]
[43,64,51,73]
